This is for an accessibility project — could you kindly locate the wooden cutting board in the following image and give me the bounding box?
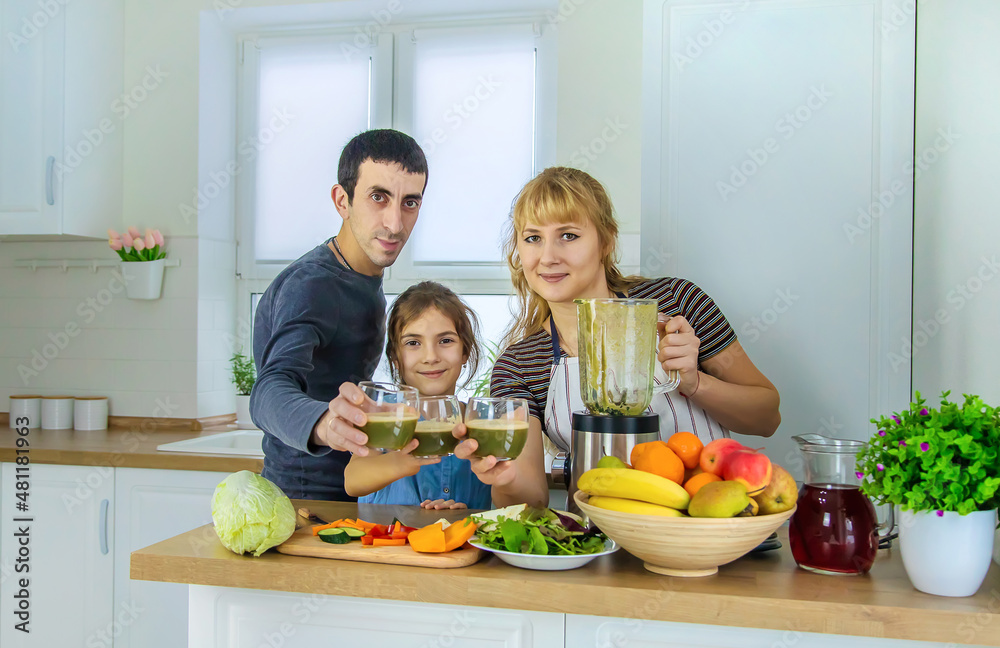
[275,526,483,568]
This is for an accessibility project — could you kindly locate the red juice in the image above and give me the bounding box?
[788,484,879,575]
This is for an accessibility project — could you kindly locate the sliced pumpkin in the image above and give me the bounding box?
[443,517,478,552]
[407,522,447,553]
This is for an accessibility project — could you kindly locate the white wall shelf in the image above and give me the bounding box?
[14,258,181,273]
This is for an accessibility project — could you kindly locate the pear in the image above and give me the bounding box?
[596,455,629,469]
[688,481,751,518]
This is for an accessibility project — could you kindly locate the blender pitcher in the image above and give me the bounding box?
[788,434,895,575]
[575,298,679,416]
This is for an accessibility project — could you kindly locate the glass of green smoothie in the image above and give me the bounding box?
[358,382,419,451]
[465,397,529,461]
[413,395,462,457]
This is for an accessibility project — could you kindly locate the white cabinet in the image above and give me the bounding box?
[0,462,115,646]
[189,586,566,648]
[0,0,123,237]
[113,467,228,648]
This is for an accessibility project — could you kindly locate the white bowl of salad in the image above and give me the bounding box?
[469,505,619,571]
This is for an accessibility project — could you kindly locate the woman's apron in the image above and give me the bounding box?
[542,314,731,456]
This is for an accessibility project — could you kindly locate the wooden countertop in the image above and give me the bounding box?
[0,426,263,472]
[131,501,1000,646]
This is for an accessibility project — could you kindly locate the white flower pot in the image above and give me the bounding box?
[123,259,165,300]
[235,394,256,430]
[899,508,997,597]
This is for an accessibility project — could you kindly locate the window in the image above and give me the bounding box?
[235,18,555,294]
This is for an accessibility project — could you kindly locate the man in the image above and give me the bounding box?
[251,129,428,500]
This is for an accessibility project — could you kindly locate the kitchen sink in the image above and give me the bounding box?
[156,430,265,457]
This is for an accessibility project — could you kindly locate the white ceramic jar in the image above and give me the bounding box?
[74,396,109,430]
[41,396,75,430]
[9,395,42,429]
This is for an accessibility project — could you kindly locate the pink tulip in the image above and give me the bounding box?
[108,228,121,240]
[145,232,155,248]
[123,232,134,247]
[152,229,164,246]
[109,237,123,251]
[133,237,146,252]
[127,226,141,239]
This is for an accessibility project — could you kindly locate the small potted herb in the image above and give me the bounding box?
[857,391,1000,597]
[231,351,257,429]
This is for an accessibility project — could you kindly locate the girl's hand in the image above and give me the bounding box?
[451,423,519,488]
[420,499,468,510]
[657,314,701,397]
[388,438,441,477]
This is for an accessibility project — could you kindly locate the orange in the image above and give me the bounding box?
[630,441,685,485]
[667,431,704,470]
[683,472,722,498]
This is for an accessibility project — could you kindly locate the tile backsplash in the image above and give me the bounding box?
[0,237,235,420]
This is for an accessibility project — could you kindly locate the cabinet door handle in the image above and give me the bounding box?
[99,498,109,555]
[45,156,55,205]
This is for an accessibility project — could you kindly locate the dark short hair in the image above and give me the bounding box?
[386,281,482,392]
[337,129,428,202]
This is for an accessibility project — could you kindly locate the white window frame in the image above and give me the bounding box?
[235,31,392,282]
[233,15,556,295]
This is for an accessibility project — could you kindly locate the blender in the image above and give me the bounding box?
[553,298,678,514]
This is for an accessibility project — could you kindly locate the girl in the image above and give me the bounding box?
[344,281,492,510]
[453,167,781,509]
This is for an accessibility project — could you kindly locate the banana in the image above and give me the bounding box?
[578,467,691,510]
[588,495,684,517]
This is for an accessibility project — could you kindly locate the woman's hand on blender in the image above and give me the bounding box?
[452,423,519,488]
[657,314,701,397]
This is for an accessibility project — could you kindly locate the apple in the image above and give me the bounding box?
[699,438,745,476]
[723,449,773,495]
[752,464,799,514]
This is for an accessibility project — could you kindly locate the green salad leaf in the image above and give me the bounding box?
[472,507,608,555]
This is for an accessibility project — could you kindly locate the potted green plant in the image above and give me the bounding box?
[231,351,257,429]
[857,391,1000,597]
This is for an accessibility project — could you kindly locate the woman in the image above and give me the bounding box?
[454,167,780,508]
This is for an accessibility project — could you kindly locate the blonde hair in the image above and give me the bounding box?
[386,281,482,391]
[500,167,644,350]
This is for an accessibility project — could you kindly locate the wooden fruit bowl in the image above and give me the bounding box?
[574,490,796,577]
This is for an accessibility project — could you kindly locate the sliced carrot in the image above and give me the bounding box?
[372,537,407,547]
[311,522,340,535]
[353,518,377,531]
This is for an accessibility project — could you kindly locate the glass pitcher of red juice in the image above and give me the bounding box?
[788,434,887,575]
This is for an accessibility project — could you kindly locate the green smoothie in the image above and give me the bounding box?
[363,412,418,450]
[412,421,458,456]
[467,419,529,460]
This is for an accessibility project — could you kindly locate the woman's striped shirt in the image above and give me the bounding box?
[490,277,737,422]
